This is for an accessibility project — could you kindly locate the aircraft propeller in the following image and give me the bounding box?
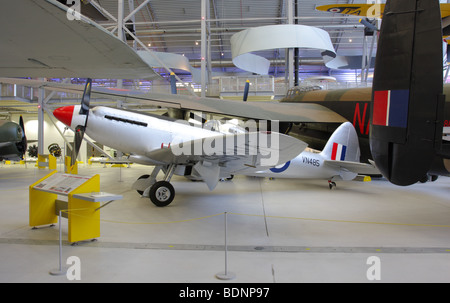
[71,78,92,167]
[17,115,27,160]
[243,79,250,101]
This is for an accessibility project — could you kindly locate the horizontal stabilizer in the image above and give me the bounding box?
[324,160,379,176]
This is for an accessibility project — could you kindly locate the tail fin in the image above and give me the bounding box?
[321,122,360,162]
[370,0,445,185]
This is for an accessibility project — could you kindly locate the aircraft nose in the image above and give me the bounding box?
[53,105,75,127]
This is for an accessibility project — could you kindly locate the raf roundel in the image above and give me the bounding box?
[269,161,291,173]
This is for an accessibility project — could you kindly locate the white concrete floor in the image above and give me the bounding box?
[1,162,450,283]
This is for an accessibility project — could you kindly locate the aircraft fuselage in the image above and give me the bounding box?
[54,105,222,163]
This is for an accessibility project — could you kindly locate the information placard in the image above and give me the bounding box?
[33,173,91,195]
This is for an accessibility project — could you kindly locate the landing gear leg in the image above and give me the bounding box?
[149,164,177,207]
[328,180,336,190]
[133,165,162,195]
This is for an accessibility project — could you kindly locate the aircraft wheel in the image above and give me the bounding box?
[419,175,429,183]
[136,174,150,195]
[328,181,336,190]
[149,181,175,207]
[430,175,439,182]
[220,175,234,182]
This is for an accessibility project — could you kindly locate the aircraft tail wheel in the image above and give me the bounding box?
[149,181,175,207]
[328,181,336,190]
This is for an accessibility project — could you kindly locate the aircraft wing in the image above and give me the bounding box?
[315,4,386,18]
[0,0,159,79]
[316,3,450,18]
[141,132,307,190]
[316,3,450,41]
[0,78,348,123]
[324,160,379,176]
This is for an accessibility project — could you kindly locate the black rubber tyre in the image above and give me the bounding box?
[136,174,150,195]
[149,181,175,207]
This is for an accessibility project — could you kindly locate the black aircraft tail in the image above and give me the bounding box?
[370,0,446,185]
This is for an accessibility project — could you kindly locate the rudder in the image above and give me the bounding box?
[321,122,360,162]
[369,0,444,185]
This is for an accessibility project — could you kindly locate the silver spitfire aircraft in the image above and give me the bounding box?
[242,122,379,188]
[53,79,306,207]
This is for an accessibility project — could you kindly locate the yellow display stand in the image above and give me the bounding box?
[37,154,57,170]
[29,171,101,243]
[65,156,78,174]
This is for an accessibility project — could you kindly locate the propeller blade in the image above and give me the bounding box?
[19,116,25,135]
[243,79,250,101]
[71,78,91,167]
[79,78,92,116]
[18,115,27,160]
[71,125,85,167]
[189,111,207,124]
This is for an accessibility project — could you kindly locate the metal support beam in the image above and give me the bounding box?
[82,136,115,161]
[286,0,294,88]
[116,1,126,107]
[118,0,124,41]
[206,0,213,89]
[44,108,73,153]
[360,18,378,83]
[201,0,207,97]
[128,0,137,50]
[294,0,299,86]
[90,0,117,22]
[37,86,45,155]
[124,0,151,23]
[117,1,126,102]
[37,78,72,157]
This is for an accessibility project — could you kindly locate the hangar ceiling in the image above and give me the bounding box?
[92,0,377,80]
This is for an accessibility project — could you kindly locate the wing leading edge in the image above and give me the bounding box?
[142,132,307,190]
[0,0,159,79]
[0,78,347,124]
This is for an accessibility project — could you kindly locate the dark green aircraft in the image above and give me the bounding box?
[280,86,450,164]
[281,0,450,185]
[0,116,27,161]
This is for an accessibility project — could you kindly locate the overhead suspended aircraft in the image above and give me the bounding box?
[316,2,450,42]
[316,2,450,17]
[52,79,307,207]
[0,116,27,161]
